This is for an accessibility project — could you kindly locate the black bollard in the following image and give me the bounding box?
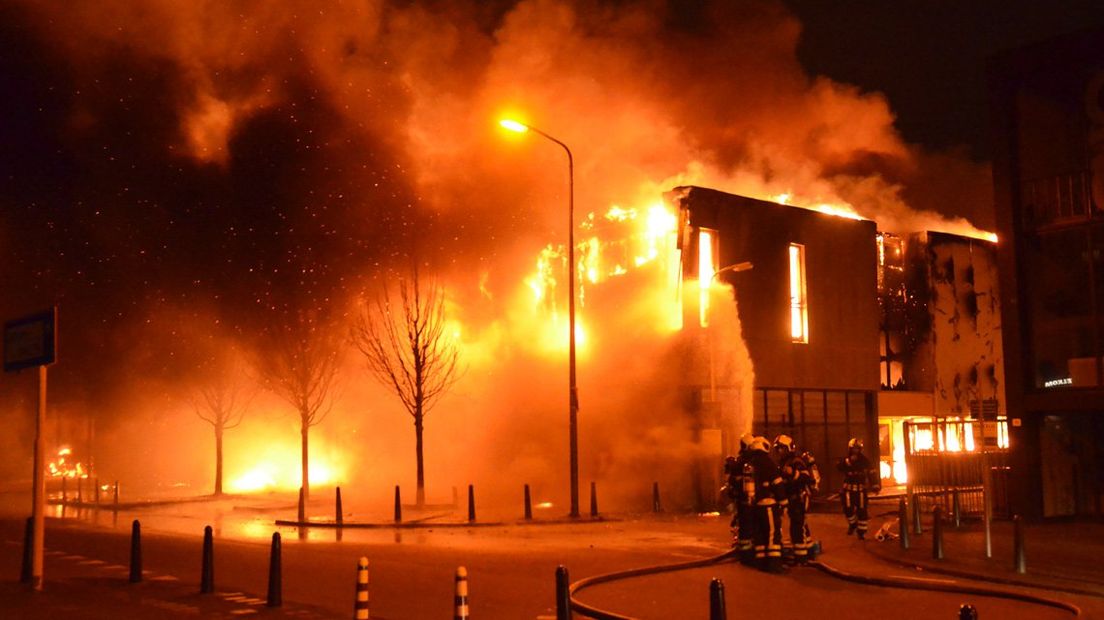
[653,482,662,513]
[911,492,923,535]
[62,477,68,504]
[524,484,533,521]
[589,482,598,518]
[77,477,83,505]
[129,520,142,583]
[709,578,727,620]
[959,603,979,620]
[94,478,100,504]
[266,532,282,607]
[394,486,402,523]
[1013,514,1026,574]
[468,484,476,523]
[555,565,572,620]
[898,498,910,550]
[952,489,962,528]
[20,517,32,584]
[932,506,944,560]
[335,487,343,526]
[201,525,214,594]
[113,481,120,509]
[297,487,305,523]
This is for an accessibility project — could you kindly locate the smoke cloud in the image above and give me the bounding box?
[0,1,994,508]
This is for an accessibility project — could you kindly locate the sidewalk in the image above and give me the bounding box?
[863,513,1104,597]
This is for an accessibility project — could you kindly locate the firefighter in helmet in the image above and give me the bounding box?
[721,433,757,564]
[837,437,880,539]
[748,436,786,572]
[773,434,815,564]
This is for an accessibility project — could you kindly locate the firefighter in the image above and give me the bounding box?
[748,436,786,572]
[773,434,814,564]
[837,437,880,539]
[721,434,757,565]
[799,447,822,558]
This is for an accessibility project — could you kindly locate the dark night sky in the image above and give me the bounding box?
[2,0,1103,419]
[785,0,1104,158]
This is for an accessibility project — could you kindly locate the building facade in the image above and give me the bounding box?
[989,27,1104,518]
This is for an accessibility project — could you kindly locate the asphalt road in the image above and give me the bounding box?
[0,499,1091,619]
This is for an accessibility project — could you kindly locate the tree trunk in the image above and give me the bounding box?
[301,421,310,502]
[415,413,425,507]
[214,426,224,496]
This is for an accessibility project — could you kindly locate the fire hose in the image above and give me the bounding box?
[567,549,1081,619]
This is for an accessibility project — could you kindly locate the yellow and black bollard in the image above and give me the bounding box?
[555,565,571,620]
[354,557,369,620]
[129,520,142,583]
[201,525,214,594]
[454,566,469,620]
[709,578,726,620]
[523,485,532,521]
[266,532,282,607]
[467,485,476,523]
[394,486,402,523]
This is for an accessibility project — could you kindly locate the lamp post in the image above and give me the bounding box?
[500,119,581,517]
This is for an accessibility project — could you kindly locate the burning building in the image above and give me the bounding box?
[989,26,1104,519]
[667,186,1007,509]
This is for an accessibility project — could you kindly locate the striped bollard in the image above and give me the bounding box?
[354,557,369,619]
[555,565,571,620]
[709,578,726,620]
[454,566,469,620]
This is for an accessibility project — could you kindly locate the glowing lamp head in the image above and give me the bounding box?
[499,119,529,134]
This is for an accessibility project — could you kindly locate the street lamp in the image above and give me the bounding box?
[499,118,582,518]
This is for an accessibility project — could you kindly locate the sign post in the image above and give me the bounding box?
[4,308,57,591]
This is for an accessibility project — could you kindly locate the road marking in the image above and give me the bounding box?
[61,555,86,561]
[78,559,106,566]
[150,574,180,582]
[229,610,259,616]
[241,597,267,605]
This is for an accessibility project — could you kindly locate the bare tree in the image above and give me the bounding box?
[351,267,461,507]
[254,314,342,501]
[192,370,253,496]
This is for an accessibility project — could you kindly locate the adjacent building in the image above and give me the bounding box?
[989,27,1104,518]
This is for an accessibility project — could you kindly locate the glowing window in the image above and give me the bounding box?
[788,243,808,343]
[698,228,718,327]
